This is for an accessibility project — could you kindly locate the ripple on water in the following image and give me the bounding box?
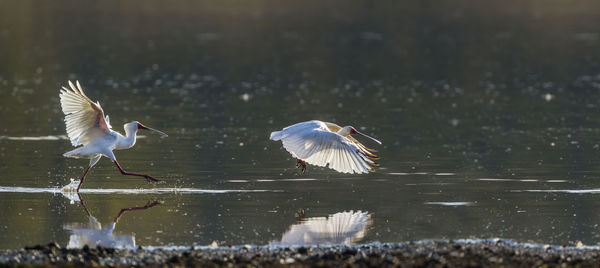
[477,178,568,183]
[227,178,317,183]
[388,172,429,175]
[0,135,147,141]
[0,135,68,141]
[424,202,474,206]
[476,178,514,182]
[0,186,276,195]
[281,178,318,181]
[523,189,600,194]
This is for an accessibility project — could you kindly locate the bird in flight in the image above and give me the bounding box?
[60,80,168,192]
[270,120,381,174]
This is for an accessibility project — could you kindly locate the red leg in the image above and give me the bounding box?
[114,201,161,223]
[76,166,92,192]
[113,160,160,182]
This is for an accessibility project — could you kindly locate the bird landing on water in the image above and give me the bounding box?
[270,120,381,174]
[59,80,168,192]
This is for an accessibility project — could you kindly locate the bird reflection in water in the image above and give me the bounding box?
[63,193,160,249]
[271,210,372,246]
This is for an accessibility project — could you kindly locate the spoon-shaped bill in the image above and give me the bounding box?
[138,124,168,138]
[355,130,381,145]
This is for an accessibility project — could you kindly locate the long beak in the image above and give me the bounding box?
[138,124,168,138]
[355,130,382,145]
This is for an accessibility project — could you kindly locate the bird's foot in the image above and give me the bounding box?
[144,175,160,182]
[296,159,307,174]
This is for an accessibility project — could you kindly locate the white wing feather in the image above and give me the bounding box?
[104,115,112,129]
[270,120,374,174]
[59,80,111,146]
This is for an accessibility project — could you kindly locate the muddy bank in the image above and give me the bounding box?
[1,239,600,267]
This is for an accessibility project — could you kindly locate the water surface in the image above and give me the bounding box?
[2,1,600,249]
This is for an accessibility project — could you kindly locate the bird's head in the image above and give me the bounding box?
[338,126,381,145]
[337,126,356,136]
[125,121,168,137]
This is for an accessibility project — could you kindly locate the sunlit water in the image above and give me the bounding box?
[3,1,600,250]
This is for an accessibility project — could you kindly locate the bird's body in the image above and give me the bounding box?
[270,120,381,174]
[59,81,167,191]
[63,122,141,163]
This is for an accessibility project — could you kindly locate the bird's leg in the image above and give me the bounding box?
[113,201,161,223]
[113,160,160,182]
[76,166,92,192]
[296,158,307,174]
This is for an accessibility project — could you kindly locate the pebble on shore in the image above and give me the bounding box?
[1,239,600,267]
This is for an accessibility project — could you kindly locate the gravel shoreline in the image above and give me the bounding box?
[2,239,600,267]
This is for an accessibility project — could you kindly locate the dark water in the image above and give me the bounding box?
[2,1,600,249]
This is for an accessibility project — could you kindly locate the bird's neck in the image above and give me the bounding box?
[336,127,352,137]
[117,128,137,149]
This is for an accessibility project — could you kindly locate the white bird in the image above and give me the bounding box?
[60,80,168,192]
[270,120,381,174]
[271,210,372,246]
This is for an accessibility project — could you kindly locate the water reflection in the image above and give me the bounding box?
[271,210,372,246]
[64,194,160,249]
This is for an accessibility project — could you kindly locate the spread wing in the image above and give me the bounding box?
[270,120,377,174]
[59,80,111,147]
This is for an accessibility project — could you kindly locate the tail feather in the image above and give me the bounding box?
[63,147,86,159]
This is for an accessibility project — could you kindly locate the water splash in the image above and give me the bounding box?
[61,179,81,192]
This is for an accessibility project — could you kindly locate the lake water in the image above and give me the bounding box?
[2,1,600,249]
